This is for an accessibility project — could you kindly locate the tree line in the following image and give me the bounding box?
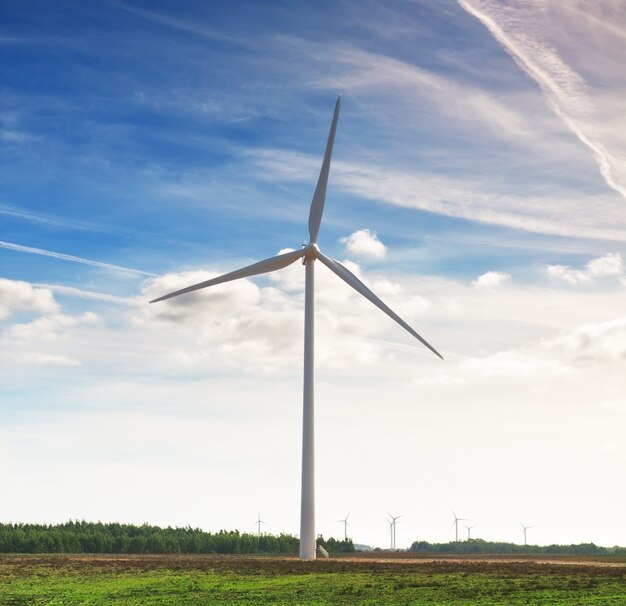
[409,538,626,555]
[0,522,355,554]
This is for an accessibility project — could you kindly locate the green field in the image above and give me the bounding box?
[1,554,625,605]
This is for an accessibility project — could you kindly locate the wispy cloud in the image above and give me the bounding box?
[109,1,255,49]
[251,149,626,240]
[458,0,626,199]
[0,241,157,277]
[0,205,102,232]
[308,43,548,147]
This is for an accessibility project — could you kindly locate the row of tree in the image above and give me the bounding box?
[409,539,626,555]
[2,522,621,555]
[0,522,355,554]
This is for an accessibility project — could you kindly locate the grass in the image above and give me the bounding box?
[0,554,625,605]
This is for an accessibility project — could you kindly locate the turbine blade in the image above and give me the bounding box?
[149,249,305,303]
[317,252,443,359]
[308,96,341,244]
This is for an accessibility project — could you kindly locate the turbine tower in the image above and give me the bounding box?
[465,523,475,541]
[521,523,533,546]
[150,97,442,560]
[451,511,467,542]
[335,513,350,541]
[387,516,394,550]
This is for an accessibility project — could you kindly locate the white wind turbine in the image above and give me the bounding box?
[387,513,404,550]
[150,96,442,560]
[464,523,475,541]
[451,511,468,542]
[521,523,533,546]
[253,513,268,539]
[335,513,350,541]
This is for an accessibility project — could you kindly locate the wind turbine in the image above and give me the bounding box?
[150,96,442,560]
[465,523,475,541]
[521,523,533,546]
[253,513,267,539]
[387,513,404,550]
[451,511,468,542]
[335,513,350,541]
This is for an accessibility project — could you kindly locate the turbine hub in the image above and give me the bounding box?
[304,242,320,258]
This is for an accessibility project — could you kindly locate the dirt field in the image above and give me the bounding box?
[2,552,626,577]
[1,553,625,605]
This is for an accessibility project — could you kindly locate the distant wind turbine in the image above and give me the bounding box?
[387,513,404,550]
[150,97,442,560]
[521,523,533,546]
[253,513,268,539]
[451,511,468,542]
[335,513,350,541]
[465,523,475,541]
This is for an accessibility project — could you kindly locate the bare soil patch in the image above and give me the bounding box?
[1,552,624,577]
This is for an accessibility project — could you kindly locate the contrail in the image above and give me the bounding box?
[458,0,626,201]
[34,283,140,306]
[0,240,157,277]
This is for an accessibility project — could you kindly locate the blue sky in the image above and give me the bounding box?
[2,0,625,548]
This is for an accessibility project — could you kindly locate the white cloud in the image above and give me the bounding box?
[546,253,623,284]
[340,229,387,259]
[461,348,573,380]
[541,316,626,363]
[14,352,81,366]
[546,264,588,284]
[472,271,511,288]
[0,278,59,319]
[586,253,623,278]
[140,270,263,324]
[459,315,626,382]
[5,312,99,342]
[133,257,436,373]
